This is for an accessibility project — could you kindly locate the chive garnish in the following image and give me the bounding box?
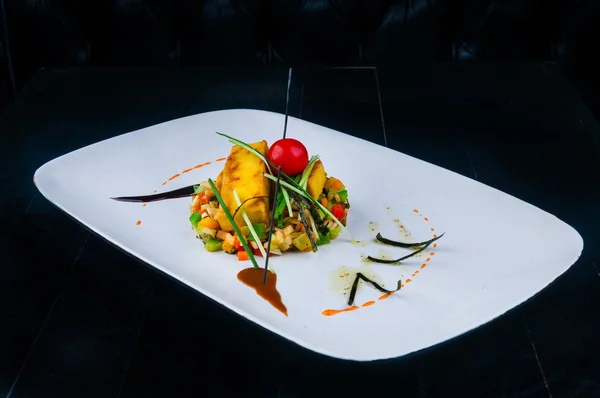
[231,196,273,220]
[281,187,294,219]
[348,273,402,306]
[367,233,445,264]
[207,178,259,269]
[264,166,282,283]
[299,155,319,190]
[233,189,267,258]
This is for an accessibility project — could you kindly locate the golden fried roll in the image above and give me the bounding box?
[215,140,271,232]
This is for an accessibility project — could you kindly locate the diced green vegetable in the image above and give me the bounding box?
[292,233,312,251]
[273,190,286,219]
[248,223,267,241]
[205,238,223,252]
[337,189,348,203]
[330,226,342,240]
[317,231,331,246]
[189,212,202,227]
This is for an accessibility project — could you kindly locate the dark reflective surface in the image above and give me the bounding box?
[1,65,599,397]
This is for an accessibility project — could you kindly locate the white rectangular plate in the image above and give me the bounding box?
[34,109,583,361]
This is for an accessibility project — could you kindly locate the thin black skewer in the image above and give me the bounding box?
[282,68,292,139]
[263,166,282,284]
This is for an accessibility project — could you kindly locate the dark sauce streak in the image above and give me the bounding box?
[237,268,288,316]
[110,185,197,203]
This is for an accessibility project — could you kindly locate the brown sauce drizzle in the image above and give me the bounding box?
[237,268,288,316]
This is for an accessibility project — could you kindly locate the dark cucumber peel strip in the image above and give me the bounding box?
[376,232,442,248]
[296,193,329,236]
[348,273,402,306]
[367,233,445,264]
[289,193,318,252]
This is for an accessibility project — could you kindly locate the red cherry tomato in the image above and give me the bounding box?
[267,138,309,176]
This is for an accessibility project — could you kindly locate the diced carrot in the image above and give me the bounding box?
[320,197,328,206]
[198,194,210,205]
[237,251,249,261]
[234,235,244,251]
[199,217,220,230]
[331,179,344,190]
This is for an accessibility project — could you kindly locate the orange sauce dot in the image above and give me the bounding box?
[430,228,435,232]
[424,217,429,222]
[433,234,438,238]
[421,263,427,269]
[192,161,211,169]
[413,209,419,213]
[430,252,435,256]
[362,301,376,307]
[142,204,147,207]
[426,258,431,262]
[161,182,167,186]
[322,306,359,316]
[378,292,395,300]
[406,279,412,283]
[433,243,437,248]
[153,190,157,193]
[216,157,226,161]
[135,220,141,226]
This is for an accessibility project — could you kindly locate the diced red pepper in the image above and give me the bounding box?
[332,204,345,220]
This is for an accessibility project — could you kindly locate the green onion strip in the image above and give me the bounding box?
[207,178,259,269]
[232,189,268,258]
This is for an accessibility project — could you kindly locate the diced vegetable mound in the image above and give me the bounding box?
[190,175,349,259]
